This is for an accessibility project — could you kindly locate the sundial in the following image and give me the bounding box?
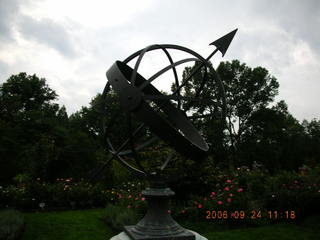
[95,29,237,240]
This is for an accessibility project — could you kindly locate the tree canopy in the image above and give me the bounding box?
[0,60,319,185]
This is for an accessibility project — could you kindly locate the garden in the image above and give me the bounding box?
[1,64,320,239]
[1,163,320,239]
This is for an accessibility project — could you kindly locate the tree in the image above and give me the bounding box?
[179,60,280,169]
[217,60,279,167]
[0,73,66,183]
[301,118,320,166]
[0,72,57,122]
[69,93,119,183]
[239,101,306,172]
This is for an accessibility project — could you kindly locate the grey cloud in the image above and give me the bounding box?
[0,0,20,42]
[17,15,77,58]
[0,60,9,81]
[250,0,320,55]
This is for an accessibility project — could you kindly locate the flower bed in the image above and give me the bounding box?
[0,178,109,210]
[1,165,320,221]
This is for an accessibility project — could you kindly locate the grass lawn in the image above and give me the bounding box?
[22,209,115,240]
[21,209,320,240]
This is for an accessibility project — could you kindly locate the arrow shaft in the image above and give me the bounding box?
[206,47,219,62]
[172,47,219,95]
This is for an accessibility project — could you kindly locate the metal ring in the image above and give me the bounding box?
[106,61,209,161]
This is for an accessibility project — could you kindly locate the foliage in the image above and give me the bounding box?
[264,167,320,218]
[0,73,110,184]
[104,204,139,231]
[0,209,25,240]
[1,64,320,232]
[217,60,279,152]
[239,101,306,172]
[184,164,320,222]
[102,180,147,231]
[0,178,109,210]
[1,64,320,186]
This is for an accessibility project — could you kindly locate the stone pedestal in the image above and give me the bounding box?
[110,230,208,240]
[109,185,207,240]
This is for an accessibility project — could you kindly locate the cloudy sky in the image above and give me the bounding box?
[0,0,319,121]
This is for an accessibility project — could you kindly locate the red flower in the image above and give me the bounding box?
[237,188,243,192]
[217,201,223,205]
[198,204,203,208]
[226,179,232,183]
[224,187,230,191]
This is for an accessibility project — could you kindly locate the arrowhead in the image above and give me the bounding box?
[209,28,238,57]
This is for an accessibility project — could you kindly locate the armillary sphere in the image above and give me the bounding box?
[92,29,237,183]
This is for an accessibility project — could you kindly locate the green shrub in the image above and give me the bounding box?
[104,204,139,231]
[0,209,25,240]
[264,169,320,219]
[0,179,110,210]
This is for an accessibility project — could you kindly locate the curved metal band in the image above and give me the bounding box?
[129,44,182,108]
[123,44,206,64]
[106,61,209,161]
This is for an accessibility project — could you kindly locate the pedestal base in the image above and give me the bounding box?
[110,230,208,240]
[123,187,194,240]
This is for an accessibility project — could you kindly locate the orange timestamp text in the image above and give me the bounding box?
[205,210,296,220]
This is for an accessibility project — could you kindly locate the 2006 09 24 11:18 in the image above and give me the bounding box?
[206,210,296,219]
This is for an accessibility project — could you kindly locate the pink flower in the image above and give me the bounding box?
[198,204,203,209]
[127,205,131,208]
[118,194,122,198]
[211,192,216,196]
[229,193,234,197]
[226,179,232,183]
[227,198,232,203]
[237,188,243,192]
[167,210,171,214]
[224,187,230,191]
[139,193,142,197]
[217,200,223,205]
[128,195,132,199]
[203,197,207,201]
[135,197,139,200]
[141,197,145,201]
[181,210,186,214]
